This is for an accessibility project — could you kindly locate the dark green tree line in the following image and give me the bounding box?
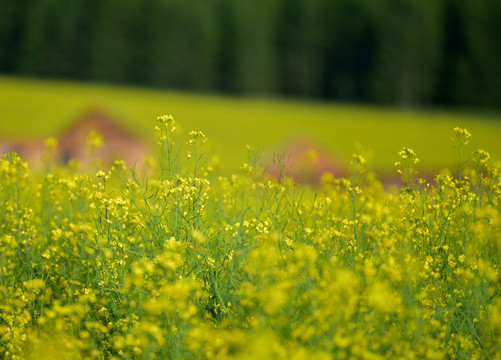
[0,0,499,109]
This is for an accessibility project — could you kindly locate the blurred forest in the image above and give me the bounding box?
[0,0,500,109]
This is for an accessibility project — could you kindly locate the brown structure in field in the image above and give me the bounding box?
[56,108,146,166]
[0,108,147,168]
[266,139,345,183]
[0,140,45,165]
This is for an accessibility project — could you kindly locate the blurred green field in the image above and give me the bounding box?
[1,75,500,174]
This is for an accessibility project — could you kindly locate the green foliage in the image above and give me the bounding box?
[456,0,501,108]
[0,0,500,108]
[0,119,500,359]
[369,0,445,106]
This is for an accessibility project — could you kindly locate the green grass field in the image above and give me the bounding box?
[1,75,500,174]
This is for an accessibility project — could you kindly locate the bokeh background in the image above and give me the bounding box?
[1,0,500,177]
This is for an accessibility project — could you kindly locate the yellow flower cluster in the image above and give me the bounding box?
[0,121,499,359]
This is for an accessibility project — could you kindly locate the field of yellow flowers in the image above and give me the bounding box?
[1,117,500,359]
